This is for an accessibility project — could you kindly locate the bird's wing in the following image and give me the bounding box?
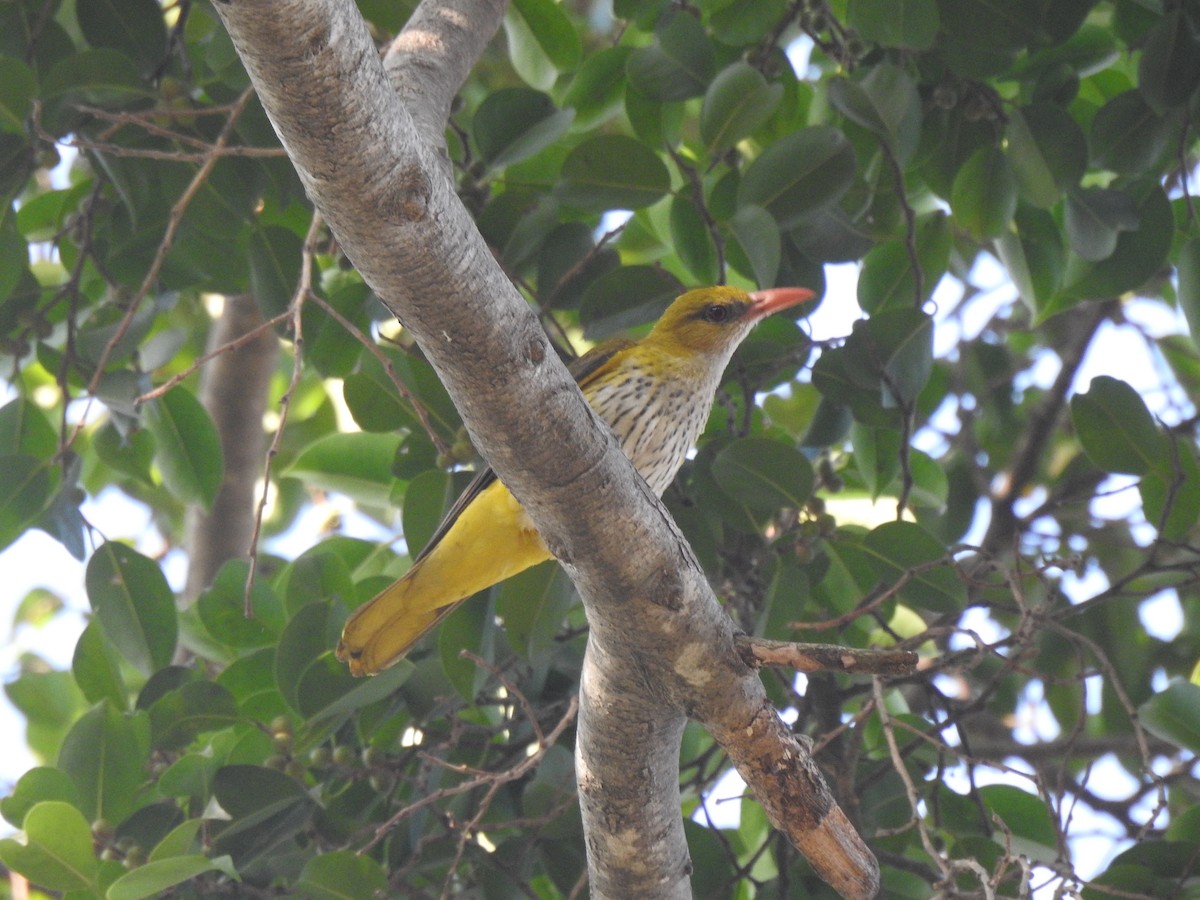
[411,337,637,563]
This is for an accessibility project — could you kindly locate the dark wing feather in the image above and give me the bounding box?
[411,337,636,563]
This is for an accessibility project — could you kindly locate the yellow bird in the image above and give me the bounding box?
[336,285,816,675]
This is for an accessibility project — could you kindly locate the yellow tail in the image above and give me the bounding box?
[336,479,553,675]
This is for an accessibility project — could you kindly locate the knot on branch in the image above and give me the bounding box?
[385,163,432,222]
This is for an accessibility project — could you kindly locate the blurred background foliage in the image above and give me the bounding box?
[1,0,1200,896]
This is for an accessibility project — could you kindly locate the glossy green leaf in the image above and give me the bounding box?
[285,432,402,508]
[1138,7,1200,111]
[559,134,671,212]
[1071,375,1168,475]
[41,49,144,134]
[1140,682,1200,752]
[295,851,388,900]
[0,57,35,134]
[994,205,1065,315]
[1179,236,1200,348]
[247,224,302,318]
[497,561,574,663]
[297,656,411,742]
[1006,104,1086,207]
[669,196,718,284]
[57,701,150,823]
[950,145,1017,241]
[144,385,224,508]
[0,454,55,552]
[510,0,582,72]
[1058,182,1172,303]
[76,0,167,75]
[72,621,128,708]
[626,11,715,101]
[210,765,316,867]
[1090,91,1174,175]
[402,469,458,558]
[700,62,783,153]
[439,588,495,701]
[106,854,235,900]
[473,88,574,169]
[0,767,81,830]
[852,423,900,500]
[578,265,683,340]
[847,0,938,49]
[979,785,1057,861]
[738,126,856,228]
[857,212,950,313]
[503,5,557,90]
[1140,440,1200,541]
[562,47,632,127]
[710,438,814,511]
[828,64,921,164]
[729,205,781,288]
[93,420,156,484]
[862,521,965,613]
[147,681,240,750]
[86,541,177,675]
[1064,186,1138,262]
[0,801,97,892]
[0,218,30,305]
[198,560,286,649]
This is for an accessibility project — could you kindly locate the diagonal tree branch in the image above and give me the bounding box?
[210,0,877,895]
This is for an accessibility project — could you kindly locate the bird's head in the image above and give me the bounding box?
[647,285,817,359]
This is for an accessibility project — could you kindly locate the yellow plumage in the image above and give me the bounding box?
[336,285,815,675]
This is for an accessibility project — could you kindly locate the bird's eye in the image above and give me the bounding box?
[703,304,731,323]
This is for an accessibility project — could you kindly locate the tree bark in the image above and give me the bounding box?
[210,0,878,895]
[183,295,277,602]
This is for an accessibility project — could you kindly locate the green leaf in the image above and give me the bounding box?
[1005,104,1086,207]
[1140,441,1200,541]
[562,47,632,127]
[626,11,715,101]
[738,126,856,229]
[210,765,316,868]
[669,196,718,284]
[86,541,177,675]
[1058,182,1172,303]
[1178,236,1200,348]
[57,701,150,824]
[285,432,402,508]
[503,5,557,90]
[578,265,683,340]
[0,57,36,134]
[728,205,781,288]
[197,560,286,650]
[1070,375,1168,475]
[72,621,129,708]
[144,386,223,508]
[295,850,389,900]
[857,212,950,313]
[0,454,55,552]
[496,561,574,663]
[950,145,1017,241]
[402,469,458,558]
[700,62,783,153]
[979,785,1057,862]
[847,0,939,49]
[247,224,302,318]
[473,88,574,170]
[147,681,240,750]
[106,855,235,900]
[1090,91,1174,175]
[559,134,671,212]
[41,49,144,134]
[439,589,495,701]
[93,421,156,485]
[1141,682,1200,752]
[1064,186,1139,262]
[1138,7,1200,112]
[710,438,814,511]
[828,64,921,164]
[510,0,581,71]
[0,801,98,892]
[852,423,900,500]
[862,520,965,613]
[1,768,81,830]
[994,205,1064,315]
[76,0,167,75]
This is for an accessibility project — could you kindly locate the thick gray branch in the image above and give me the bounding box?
[211,0,877,895]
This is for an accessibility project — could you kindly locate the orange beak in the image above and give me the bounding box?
[747,287,817,319]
